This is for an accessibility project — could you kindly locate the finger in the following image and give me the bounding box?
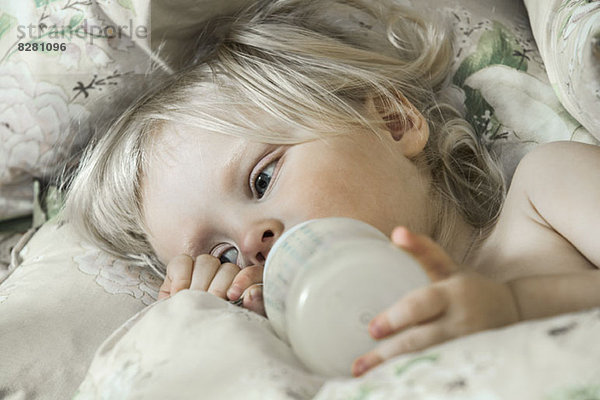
[352,323,445,376]
[243,284,266,316]
[227,265,264,300]
[207,262,240,299]
[391,226,456,280]
[190,254,221,291]
[369,285,447,339]
[166,255,194,296]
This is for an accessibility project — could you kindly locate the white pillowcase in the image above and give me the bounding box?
[0,220,161,399]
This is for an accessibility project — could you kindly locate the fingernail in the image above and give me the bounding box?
[369,318,387,339]
[395,226,408,234]
[249,286,262,302]
[369,322,383,339]
[391,227,408,244]
[353,359,368,377]
[227,285,242,300]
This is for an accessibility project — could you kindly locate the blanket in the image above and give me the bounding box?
[75,291,600,399]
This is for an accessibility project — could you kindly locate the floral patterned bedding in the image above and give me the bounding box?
[525,0,600,141]
[0,0,153,222]
[0,221,161,399]
[74,291,600,400]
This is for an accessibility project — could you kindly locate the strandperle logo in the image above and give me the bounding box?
[16,18,148,45]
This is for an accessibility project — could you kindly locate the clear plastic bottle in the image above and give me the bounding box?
[263,217,430,377]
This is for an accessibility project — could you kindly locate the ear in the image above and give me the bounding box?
[366,94,430,158]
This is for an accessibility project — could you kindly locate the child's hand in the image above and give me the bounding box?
[158,254,265,316]
[351,227,519,376]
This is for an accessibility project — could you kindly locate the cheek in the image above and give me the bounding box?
[278,159,393,222]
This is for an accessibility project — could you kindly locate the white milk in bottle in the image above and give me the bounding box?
[263,217,430,377]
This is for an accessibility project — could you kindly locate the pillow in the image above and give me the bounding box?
[524,0,600,141]
[0,0,152,221]
[74,291,326,400]
[74,290,600,399]
[0,219,161,400]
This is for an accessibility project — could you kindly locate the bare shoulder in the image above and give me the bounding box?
[512,141,600,205]
[514,140,600,178]
[510,141,600,267]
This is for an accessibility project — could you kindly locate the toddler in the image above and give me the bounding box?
[64,0,600,377]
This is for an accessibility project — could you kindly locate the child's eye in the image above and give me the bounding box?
[253,160,277,199]
[218,247,239,264]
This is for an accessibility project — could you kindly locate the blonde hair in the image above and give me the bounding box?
[63,0,505,274]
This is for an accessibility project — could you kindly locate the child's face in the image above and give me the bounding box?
[142,122,432,266]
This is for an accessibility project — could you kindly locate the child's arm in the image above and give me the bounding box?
[508,271,600,319]
[503,140,600,318]
[515,140,600,269]
[352,141,600,376]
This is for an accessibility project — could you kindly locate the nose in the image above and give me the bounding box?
[239,219,284,266]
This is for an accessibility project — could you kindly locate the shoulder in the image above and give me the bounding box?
[511,140,600,201]
[509,141,600,267]
[515,140,600,168]
[514,140,599,173]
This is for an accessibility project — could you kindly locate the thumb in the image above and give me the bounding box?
[391,226,456,281]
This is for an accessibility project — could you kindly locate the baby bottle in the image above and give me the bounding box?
[262,217,430,377]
